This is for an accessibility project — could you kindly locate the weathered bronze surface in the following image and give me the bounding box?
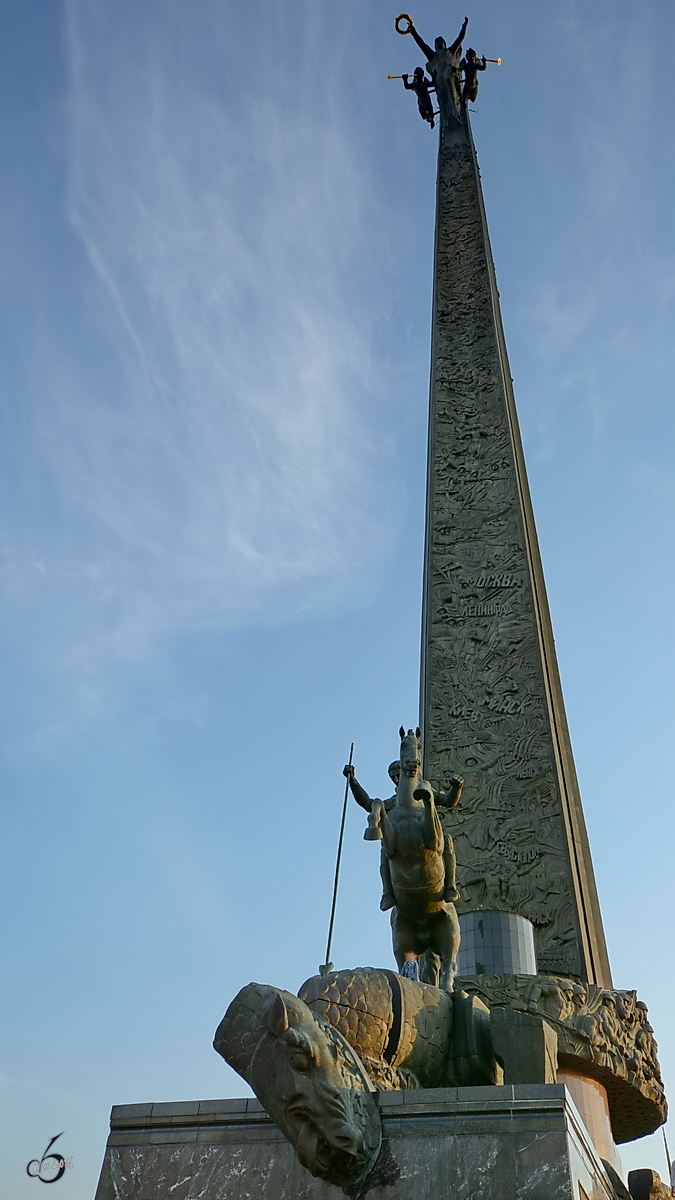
[398,13,468,125]
[214,968,563,1187]
[345,750,462,915]
[299,967,501,1091]
[627,1169,674,1200]
[213,982,382,1191]
[361,729,461,991]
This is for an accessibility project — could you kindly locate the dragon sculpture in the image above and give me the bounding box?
[215,966,505,1192]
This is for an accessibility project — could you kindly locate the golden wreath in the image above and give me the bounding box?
[395,13,414,35]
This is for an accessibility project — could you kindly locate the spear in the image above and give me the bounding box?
[663,1127,674,1188]
[319,743,354,977]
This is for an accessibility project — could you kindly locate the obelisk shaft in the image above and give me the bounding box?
[421,117,611,987]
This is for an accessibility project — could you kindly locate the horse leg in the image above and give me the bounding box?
[422,795,445,853]
[420,948,441,987]
[443,833,460,903]
[391,911,419,975]
[379,809,396,857]
[379,847,395,911]
[435,906,461,993]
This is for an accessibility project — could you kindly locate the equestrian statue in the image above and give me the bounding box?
[356,726,462,991]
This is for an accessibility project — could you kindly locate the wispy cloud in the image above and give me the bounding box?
[2,0,395,708]
[504,0,675,460]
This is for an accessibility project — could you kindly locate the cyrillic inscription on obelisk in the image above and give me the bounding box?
[421,116,611,986]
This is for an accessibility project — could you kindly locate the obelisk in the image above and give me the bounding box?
[420,113,612,987]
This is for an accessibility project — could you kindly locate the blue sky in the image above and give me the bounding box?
[1,0,674,1194]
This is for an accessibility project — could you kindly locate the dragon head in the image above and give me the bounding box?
[214,983,382,1189]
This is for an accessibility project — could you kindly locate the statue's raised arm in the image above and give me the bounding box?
[344,761,399,814]
[343,763,373,813]
[436,774,464,808]
[448,16,469,59]
[409,23,435,62]
[395,14,434,62]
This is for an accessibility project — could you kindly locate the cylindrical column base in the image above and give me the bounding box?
[457,910,537,976]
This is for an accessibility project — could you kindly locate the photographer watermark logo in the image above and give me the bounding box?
[26,1133,73,1183]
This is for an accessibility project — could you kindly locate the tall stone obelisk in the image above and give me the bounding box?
[420,114,612,987]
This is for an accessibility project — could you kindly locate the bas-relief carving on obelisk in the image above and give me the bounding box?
[417,33,612,986]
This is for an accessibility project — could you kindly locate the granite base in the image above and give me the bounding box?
[94,1085,623,1199]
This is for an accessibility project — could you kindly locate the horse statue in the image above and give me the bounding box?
[365,726,461,992]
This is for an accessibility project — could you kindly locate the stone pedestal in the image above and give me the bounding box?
[94,1085,625,1200]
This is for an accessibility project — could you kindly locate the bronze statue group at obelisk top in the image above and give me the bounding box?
[213,12,668,1197]
[392,12,491,129]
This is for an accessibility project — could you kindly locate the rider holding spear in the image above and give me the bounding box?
[344,756,463,911]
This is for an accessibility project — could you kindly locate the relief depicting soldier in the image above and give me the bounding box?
[527,978,575,1024]
[344,754,463,911]
[402,67,436,128]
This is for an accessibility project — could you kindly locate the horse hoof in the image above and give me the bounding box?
[380,895,395,911]
[364,828,383,841]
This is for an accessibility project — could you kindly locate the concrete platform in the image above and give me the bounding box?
[94,1084,626,1199]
